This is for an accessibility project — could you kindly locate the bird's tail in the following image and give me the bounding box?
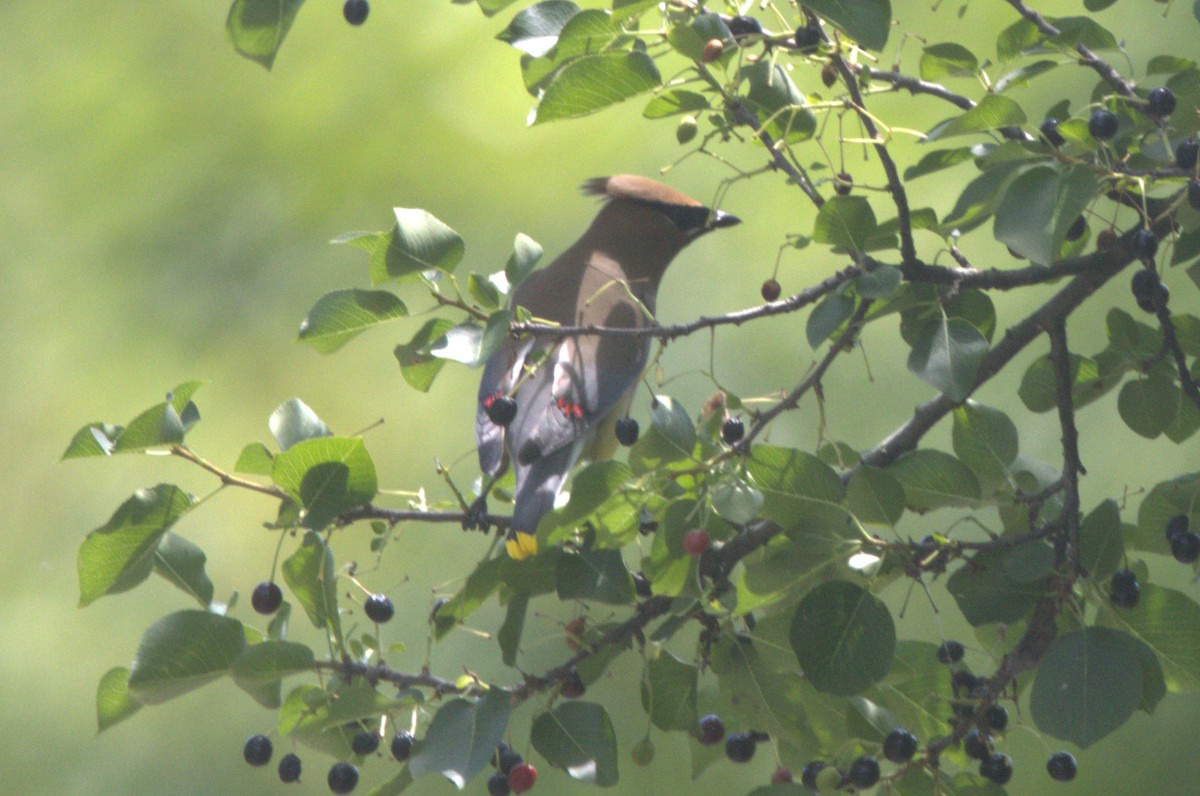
[507,443,579,560]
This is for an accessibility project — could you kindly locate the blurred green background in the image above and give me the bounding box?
[2,0,1198,793]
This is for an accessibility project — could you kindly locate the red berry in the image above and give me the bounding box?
[701,39,724,63]
[683,529,710,556]
[761,278,781,302]
[508,763,537,793]
[772,767,794,784]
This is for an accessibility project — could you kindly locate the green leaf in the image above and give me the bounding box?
[62,422,123,458]
[153,532,214,607]
[919,43,978,80]
[498,591,528,667]
[903,147,975,181]
[1018,353,1101,413]
[812,196,877,254]
[496,0,581,56]
[925,95,1026,141]
[806,289,855,349]
[996,18,1040,62]
[805,0,892,51]
[231,640,314,709]
[994,165,1097,265]
[1030,628,1147,748]
[1149,55,1197,75]
[505,233,543,287]
[477,0,521,17]
[556,548,634,604]
[745,445,846,529]
[640,651,698,731]
[846,466,906,527]
[1135,473,1200,556]
[298,289,407,353]
[667,14,731,61]
[269,398,330,451]
[225,0,304,70]
[431,311,511,370]
[1045,16,1118,53]
[395,318,458,392]
[534,51,661,123]
[740,61,816,144]
[993,60,1058,92]
[711,479,765,524]
[380,208,465,282]
[947,547,1045,625]
[272,436,377,529]
[1118,372,1177,438]
[790,580,896,695]
[127,610,246,704]
[1100,583,1200,694]
[886,450,981,511]
[78,485,196,607]
[629,396,695,473]
[643,89,710,119]
[531,701,619,786]
[952,401,1019,487]
[282,532,342,645]
[940,162,1028,234]
[409,690,512,787]
[112,381,205,452]
[235,442,274,475]
[906,316,988,402]
[855,264,902,299]
[97,666,141,733]
[1078,500,1125,580]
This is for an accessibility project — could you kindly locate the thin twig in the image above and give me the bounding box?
[1157,309,1200,411]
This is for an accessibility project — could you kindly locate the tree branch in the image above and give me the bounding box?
[1003,0,1137,98]
[1047,319,1084,565]
[1157,309,1200,411]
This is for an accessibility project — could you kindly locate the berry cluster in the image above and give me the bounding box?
[488,743,537,795]
[242,734,362,791]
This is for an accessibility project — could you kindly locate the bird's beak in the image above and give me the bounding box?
[707,210,741,230]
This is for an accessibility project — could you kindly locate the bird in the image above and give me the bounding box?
[474,175,740,558]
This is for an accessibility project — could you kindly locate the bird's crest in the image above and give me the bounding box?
[582,175,703,208]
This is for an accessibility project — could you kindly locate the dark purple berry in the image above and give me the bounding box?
[278,753,302,783]
[725,732,756,762]
[834,172,853,196]
[1088,108,1119,141]
[794,24,821,53]
[244,734,273,766]
[727,16,763,40]
[485,395,518,426]
[488,772,512,796]
[980,752,1013,785]
[343,0,369,26]
[364,594,394,623]
[1176,138,1199,170]
[937,640,965,664]
[327,761,359,794]
[1066,215,1087,241]
[391,731,414,762]
[1131,267,1160,303]
[494,743,523,775]
[697,714,726,746]
[1133,229,1159,261]
[848,756,881,788]
[252,581,283,615]
[983,704,1009,732]
[883,728,919,763]
[1110,568,1140,608]
[964,729,990,761]
[1040,118,1066,147]
[1171,531,1200,564]
[351,730,379,756]
[1047,751,1077,782]
[721,417,745,444]
[951,670,984,696]
[761,278,782,302]
[1148,87,1177,117]
[1167,514,1190,540]
[800,761,826,790]
[615,416,639,446]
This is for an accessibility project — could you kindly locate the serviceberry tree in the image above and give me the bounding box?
[72,0,1200,794]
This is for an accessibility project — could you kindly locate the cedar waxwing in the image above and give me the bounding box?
[475,175,740,558]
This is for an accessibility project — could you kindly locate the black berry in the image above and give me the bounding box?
[485,396,518,426]
[983,704,1009,732]
[1147,87,1177,117]
[364,594,394,623]
[761,278,781,302]
[834,172,853,196]
[725,732,756,763]
[560,669,586,699]
[633,572,653,597]
[1189,181,1200,211]
[794,24,821,53]
[252,581,283,615]
[1166,514,1190,540]
[488,772,512,796]
[615,416,639,446]
[980,752,1014,785]
[327,761,359,794]
[1088,108,1119,141]
[1131,267,1160,301]
[1133,229,1159,261]
[343,0,369,26]
[1176,138,1199,170]
[697,714,726,746]
[727,16,763,40]
[937,640,966,664]
[244,734,273,766]
[721,417,745,444]
[391,731,414,762]
[951,669,984,696]
[883,728,919,763]
[821,63,837,88]
[848,755,881,788]
[494,743,523,775]
[1040,118,1066,147]
[278,753,302,783]
[1171,531,1200,564]
[1047,751,1078,782]
[1066,215,1087,241]
[1097,228,1118,251]
[963,729,991,761]
[800,761,827,790]
[351,730,379,756]
[1110,568,1140,608]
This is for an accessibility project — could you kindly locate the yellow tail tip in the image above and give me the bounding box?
[505,532,538,560]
